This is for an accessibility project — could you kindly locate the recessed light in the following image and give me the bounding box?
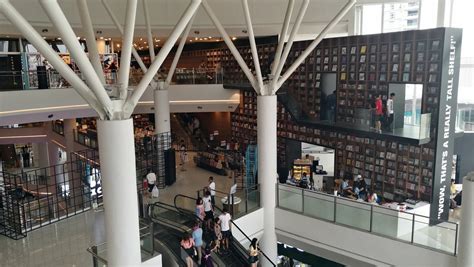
[232,37,237,40]
[204,37,208,40]
[77,36,81,40]
[139,38,143,41]
[195,37,198,41]
[57,37,61,40]
[157,39,160,42]
[144,41,147,44]
[208,36,212,39]
[155,44,159,47]
[117,44,121,47]
[189,39,193,42]
[99,36,104,40]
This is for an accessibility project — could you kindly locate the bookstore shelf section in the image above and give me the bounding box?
[225,28,453,203]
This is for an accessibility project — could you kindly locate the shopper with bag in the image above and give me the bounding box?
[180,233,196,267]
[248,238,259,267]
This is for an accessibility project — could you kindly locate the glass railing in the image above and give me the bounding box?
[277,183,458,255]
[73,129,98,150]
[86,220,156,266]
[456,106,474,132]
[196,184,260,219]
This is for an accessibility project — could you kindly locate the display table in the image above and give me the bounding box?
[221,196,241,215]
[372,201,430,239]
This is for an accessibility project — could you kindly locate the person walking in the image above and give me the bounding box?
[387,93,395,131]
[248,238,259,267]
[195,197,205,221]
[180,233,195,267]
[192,221,203,263]
[218,207,232,251]
[208,176,216,207]
[213,217,222,254]
[179,140,187,171]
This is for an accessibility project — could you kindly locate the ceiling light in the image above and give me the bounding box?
[57,37,61,40]
[208,36,212,39]
[116,44,121,47]
[144,41,147,44]
[99,36,104,40]
[146,45,149,48]
[204,37,208,40]
[195,37,198,40]
[134,43,137,46]
[157,39,160,42]
[77,36,81,40]
[155,44,159,47]
[199,38,203,41]
[139,38,143,41]
[189,39,193,42]
[232,37,237,40]
[42,36,47,39]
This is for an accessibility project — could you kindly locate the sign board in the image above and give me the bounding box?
[430,28,462,222]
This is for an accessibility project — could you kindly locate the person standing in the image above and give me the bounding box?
[203,191,213,230]
[375,95,383,133]
[179,140,187,171]
[386,93,395,131]
[195,197,205,221]
[326,90,337,123]
[218,207,232,251]
[208,176,216,207]
[201,248,214,267]
[180,233,195,267]
[248,238,259,267]
[192,221,203,263]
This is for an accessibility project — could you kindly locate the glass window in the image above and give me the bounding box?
[362,4,383,34]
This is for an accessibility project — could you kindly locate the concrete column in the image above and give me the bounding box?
[97,118,141,266]
[63,119,76,160]
[257,95,278,266]
[154,82,171,135]
[457,173,474,267]
[47,142,64,184]
[437,0,452,27]
[154,81,171,188]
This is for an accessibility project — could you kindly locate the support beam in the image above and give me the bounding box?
[276,0,356,90]
[165,15,196,85]
[143,0,155,62]
[458,173,474,267]
[257,95,278,266]
[39,0,113,117]
[242,0,264,93]
[201,0,258,91]
[271,0,295,77]
[101,0,147,73]
[0,0,106,119]
[97,118,141,266]
[271,0,310,91]
[77,0,105,84]
[117,0,138,100]
[123,0,201,117]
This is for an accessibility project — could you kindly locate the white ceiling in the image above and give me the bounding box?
[0,0,362,39]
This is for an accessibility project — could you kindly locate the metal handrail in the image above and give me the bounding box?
[277,183,459,255]
[174,194,276,266]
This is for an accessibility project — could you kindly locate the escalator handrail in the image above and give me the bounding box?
[174,194,276,266]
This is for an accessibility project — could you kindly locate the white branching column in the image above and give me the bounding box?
[257,95,278,264]
[97,118,141,265]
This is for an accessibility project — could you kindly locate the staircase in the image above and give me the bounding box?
[244,144,258,187]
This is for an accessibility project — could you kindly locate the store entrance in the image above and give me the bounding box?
[292,143,335,191]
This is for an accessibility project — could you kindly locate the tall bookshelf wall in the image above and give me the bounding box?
[216,28,451,202]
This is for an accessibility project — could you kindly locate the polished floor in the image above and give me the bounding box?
[0,156,232,266]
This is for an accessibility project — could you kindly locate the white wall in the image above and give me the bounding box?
[233,208,264,247]
[275,208,456,267]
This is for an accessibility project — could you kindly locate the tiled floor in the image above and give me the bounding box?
[0,154,234,266]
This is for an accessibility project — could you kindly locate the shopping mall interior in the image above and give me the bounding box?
[0,0,473,266]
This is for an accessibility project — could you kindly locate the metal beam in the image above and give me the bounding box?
[165,15,196,86]
[0,0,106,119]
[271,0,295,77]
[271,0,309,90]
[201,0,258,91]
[277,0,357,90]
[101,0,147,73]
[77,0,105,84]
[39,0,113,117]
[123,0,201,117]
[242,0,264,94]
[117,0,138,99]
[143,0,155,62]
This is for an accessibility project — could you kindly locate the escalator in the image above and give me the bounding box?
[149,194,275,266]
[173,194,276,266]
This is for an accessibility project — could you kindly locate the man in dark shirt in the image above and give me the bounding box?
[354,175,367,200]
[326,90,337,123]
